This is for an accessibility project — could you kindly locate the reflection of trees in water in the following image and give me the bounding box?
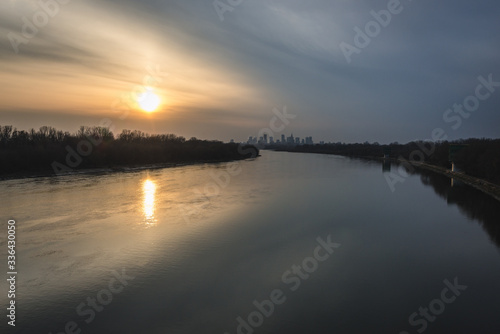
[417,169,500,249]
[382,160,391,173]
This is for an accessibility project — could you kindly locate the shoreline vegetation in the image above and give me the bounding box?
[387,157,500,202]
[1,124,498,202]
[0,125,259,181]
[269,138,500,201]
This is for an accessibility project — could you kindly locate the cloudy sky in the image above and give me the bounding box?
[1,0,499,143]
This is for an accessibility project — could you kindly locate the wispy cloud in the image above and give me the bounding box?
[1,0,499,142]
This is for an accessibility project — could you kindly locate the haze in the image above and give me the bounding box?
[1,0,499,143]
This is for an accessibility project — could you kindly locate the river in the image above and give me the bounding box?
[1,150,499,333]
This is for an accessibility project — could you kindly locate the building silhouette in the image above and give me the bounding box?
[246,133,314,147]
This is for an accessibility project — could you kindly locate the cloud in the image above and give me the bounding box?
[1,0,499,142]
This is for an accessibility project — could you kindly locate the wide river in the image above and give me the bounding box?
[1,151,500,333]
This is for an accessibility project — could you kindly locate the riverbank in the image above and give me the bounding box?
[0,155,260,182]
[0,126,260,179]
[268,148,500,202]
[361,155,500,202]
[270,138,500,188]
[397,158,500,202]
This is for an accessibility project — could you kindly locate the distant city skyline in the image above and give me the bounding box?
[245,133,315,146]
[1,1,500,144]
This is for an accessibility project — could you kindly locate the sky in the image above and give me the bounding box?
[0,0,499,143]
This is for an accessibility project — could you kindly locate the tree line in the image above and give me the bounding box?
[0,125,258,177]
[273,138,500,185]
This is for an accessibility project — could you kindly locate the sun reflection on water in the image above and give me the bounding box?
[142,179,157,227]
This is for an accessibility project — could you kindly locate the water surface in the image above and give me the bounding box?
[1,151,500,333]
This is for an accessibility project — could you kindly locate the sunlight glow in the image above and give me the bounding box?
[142,179,157,226]
[138,88,161,112]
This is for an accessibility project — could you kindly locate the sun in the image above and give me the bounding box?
[137,88,161,112]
